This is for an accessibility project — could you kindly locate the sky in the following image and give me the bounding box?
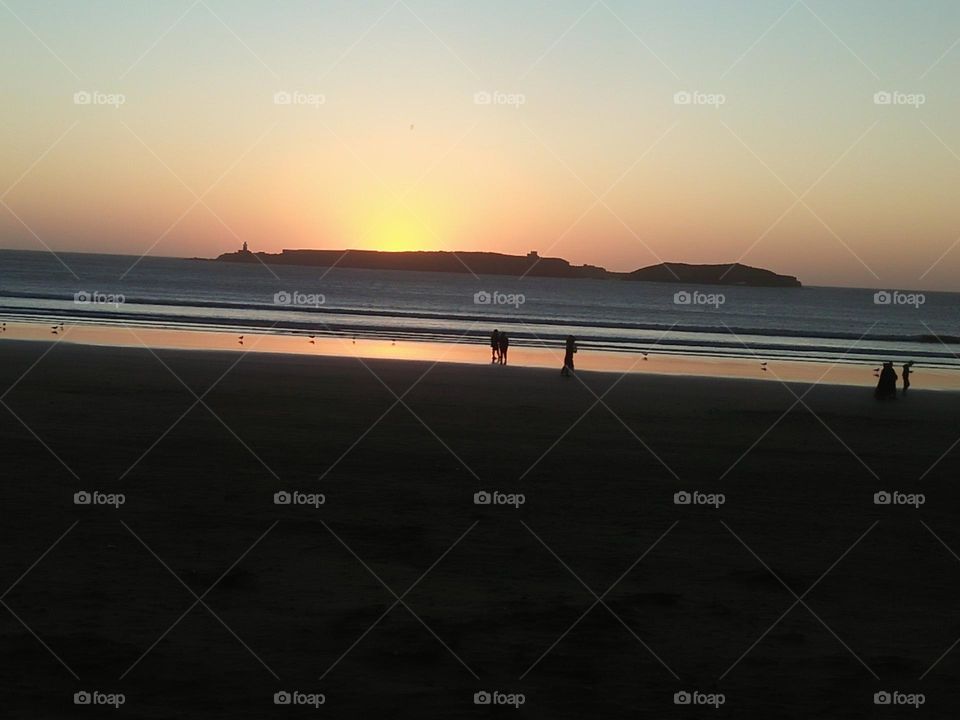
[2,0,960,290]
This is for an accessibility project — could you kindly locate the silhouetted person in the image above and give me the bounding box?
[561,335,577,376]
[902,362,913,395]
[498,332,509,365]
[490,329,500,364]
[874,361,897,400]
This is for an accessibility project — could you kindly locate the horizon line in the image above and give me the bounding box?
[1,245,956,295]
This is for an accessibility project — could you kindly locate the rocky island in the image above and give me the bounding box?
[212,245,801,287]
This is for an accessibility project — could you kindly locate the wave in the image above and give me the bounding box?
[1,304,958,367]
[0,292,955,346]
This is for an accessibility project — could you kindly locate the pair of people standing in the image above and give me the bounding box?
[490,329,509,365]
[875,361,914,399]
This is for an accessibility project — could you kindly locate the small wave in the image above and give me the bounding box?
[0,292,953,345]
[1,303,959,370]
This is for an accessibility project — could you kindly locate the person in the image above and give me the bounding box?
[498,332,509,365]
[902,361,913,394]
[490,329,500,364]
[561,335,577,376]
[874,361,898,400]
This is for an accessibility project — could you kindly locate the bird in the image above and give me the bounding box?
[238,335,244,344]
[760,361,768,372]
[641,352,648,361]
[308,335,315,344]
[391,339,396,346]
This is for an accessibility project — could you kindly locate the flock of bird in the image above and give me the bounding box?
[0,322,64,335]
[0,323,775,374]
[235,332,358,346]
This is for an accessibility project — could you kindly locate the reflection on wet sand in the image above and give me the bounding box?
[2,319,958,391]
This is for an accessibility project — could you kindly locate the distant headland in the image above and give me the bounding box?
[211,244,802,287]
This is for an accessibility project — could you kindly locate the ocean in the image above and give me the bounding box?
[0,249,957,370]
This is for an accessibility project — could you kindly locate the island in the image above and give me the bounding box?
[211,244,801,287]
[627,262,802,287]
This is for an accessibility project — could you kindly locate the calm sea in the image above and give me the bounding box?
[1,250,958,369]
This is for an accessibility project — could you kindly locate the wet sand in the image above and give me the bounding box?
[4,319,960,390]
[2,338,960,718]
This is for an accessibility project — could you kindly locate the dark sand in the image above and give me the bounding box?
[2,339,960,718]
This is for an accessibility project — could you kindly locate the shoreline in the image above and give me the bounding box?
[2,318,958,392]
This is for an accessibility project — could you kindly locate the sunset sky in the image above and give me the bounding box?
[3,0,960,290]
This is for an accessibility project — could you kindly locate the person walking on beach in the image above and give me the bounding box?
[561,335,577,377]
[490,329,500,364]
[902,361,913,395]
[498,332,509,365]
[874,361,898,400]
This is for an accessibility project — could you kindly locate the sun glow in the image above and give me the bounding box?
[360,204,448,253]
